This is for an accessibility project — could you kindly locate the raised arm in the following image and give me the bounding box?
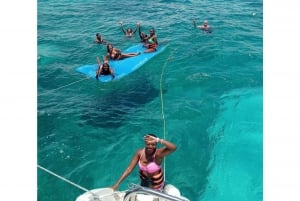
[132,23,138,34]
[102,55,108,63]
[158,138,176,156]
[144,135,176,157]
[137,23,143,40]
[96,56,102,69]
[120,21,126,35]
[95,56,103,79]
[193,19,198,28]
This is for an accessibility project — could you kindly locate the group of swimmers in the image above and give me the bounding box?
[94,22,159,80]
[94,19,211,80]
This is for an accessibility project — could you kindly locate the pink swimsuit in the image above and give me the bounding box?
[138,149,164,190]
[139,151,161,173]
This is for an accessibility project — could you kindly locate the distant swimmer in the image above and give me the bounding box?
[95,33,107,44]
[193,19,212,33]
[120,21,138,38]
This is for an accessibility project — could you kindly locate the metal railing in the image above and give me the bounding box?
[123,184,189,201]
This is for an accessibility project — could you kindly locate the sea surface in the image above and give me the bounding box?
[37,0,263,200]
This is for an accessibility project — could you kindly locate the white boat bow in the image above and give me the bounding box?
[76,184,189,201]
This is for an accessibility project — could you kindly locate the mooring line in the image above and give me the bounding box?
[37,164,90,192]
[38,76,91,97]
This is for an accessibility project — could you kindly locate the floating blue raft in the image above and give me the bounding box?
[76,44,167,82]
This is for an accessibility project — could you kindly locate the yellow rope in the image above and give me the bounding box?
[159,47,176,179]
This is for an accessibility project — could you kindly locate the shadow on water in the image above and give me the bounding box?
[80,77,164,128]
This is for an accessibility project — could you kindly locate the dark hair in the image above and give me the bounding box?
[147,133,157,138]
[107,44,113,52]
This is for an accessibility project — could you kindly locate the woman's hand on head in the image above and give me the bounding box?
[144,135,157,142]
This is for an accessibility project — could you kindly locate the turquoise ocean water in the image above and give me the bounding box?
[37,0,263,200]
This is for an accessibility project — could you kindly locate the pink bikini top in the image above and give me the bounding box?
[138,149,161,174]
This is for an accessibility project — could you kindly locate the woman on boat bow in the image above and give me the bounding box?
[111,134,176,191]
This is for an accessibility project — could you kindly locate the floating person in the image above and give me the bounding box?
[143,28,158,53]
[95,56,115,79]
[193,19,213,33]
[120,21,138,37]
[111,134,177,191]
[106,44,140,60]
[95,33,108,44]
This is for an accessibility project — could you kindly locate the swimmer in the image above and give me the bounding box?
[95,33,107,44]
[120,21,138,38]
[193,19,212,33]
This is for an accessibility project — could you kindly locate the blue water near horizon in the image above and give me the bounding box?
[37,0,263,200]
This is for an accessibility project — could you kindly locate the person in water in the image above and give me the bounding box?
[95,56,115,79]
[193,19,212,33]
[111,134,177,191]
[95,33,107,44]
[120,21,138,37]
[105,44,140,60]
[143,28,158,53]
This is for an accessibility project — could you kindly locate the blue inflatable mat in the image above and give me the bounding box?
[76,44,167,82]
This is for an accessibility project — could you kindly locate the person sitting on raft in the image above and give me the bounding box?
[105,44,140,60]
[143,28,158,53]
